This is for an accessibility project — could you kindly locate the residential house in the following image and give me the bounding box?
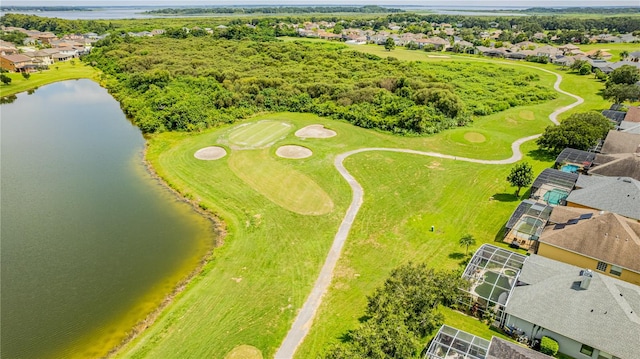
[529,168,578,205]
[554,147,596,172]
[23,50,54,66]
[629,51,640,61]
[600,130,640,154]
[502,200,552,250]
[558,43,579,53]
[503,254,640,359]
[0,40,18,55]
[585,49,613,60]
[601,109,627,125]
[565,175,640,220]
[532,32,547,41]
[419,37,449,50]
[591,34,622,43]
[537,207,640,285]
[0,54,33,72]
[535,45,561,59]
[624,106,640,123]
[425,325,553,359]
[618,121,640,134]
[619,33,640,43]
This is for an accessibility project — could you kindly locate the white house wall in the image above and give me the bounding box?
[504,315,598,359]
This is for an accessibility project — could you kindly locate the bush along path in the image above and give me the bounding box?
[274,69,583,359]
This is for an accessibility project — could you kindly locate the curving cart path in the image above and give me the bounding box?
[274,69,584,359]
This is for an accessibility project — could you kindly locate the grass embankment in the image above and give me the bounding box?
[118,99,558,358]
[0,61,99,97]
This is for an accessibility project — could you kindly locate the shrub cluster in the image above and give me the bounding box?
[85,36,556,134]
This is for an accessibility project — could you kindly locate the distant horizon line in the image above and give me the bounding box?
[2,3,638,8]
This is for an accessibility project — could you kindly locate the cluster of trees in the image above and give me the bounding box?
[324,263,466,359]
[0,13,114,34]
[520,7,640,15]
[602,65,640,104]
[85,36,555,134]
[145,6,403,15]
[536,112,612,155]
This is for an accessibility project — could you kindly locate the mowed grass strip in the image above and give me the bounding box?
[228,149,334,215]
[227,121,292,148]
[0,62,99,97]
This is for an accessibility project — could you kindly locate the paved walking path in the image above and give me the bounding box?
[274,70,583,359]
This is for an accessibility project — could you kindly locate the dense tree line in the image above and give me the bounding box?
[145,6,403,15]
[84,36,555,134]
[0,13,113,34]
[536,112,612,155]
[520,7,640,15]
[324,263,466,359]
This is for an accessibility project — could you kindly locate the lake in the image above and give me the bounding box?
[0,79,214,359]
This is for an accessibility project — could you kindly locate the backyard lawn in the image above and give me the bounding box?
[0,61,99,97]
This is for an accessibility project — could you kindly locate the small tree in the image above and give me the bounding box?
[459,234,476,255]
[21,72,30,80]
[384,37,396,51]
[0,74,11,85]
[620,50,629,60]
[507,162,534,197]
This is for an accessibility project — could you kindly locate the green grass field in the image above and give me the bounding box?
[225,120,293,148]
[117,104,552,359]
[0,61,99,97]
[113,40,592,359]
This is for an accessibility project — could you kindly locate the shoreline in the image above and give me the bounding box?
[101,142,228,358]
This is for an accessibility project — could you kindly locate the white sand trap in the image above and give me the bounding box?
[194,146,227,160]
[276,145,312,159]
[295,124,337,139]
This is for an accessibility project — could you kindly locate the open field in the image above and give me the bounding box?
[118,90,554,359]
[0,61,99,97]
[114,42,579,358]
[576,43,640,62]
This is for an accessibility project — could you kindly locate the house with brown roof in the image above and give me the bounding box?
[600,130,640,154]
[0,54,34,72]
[537,207,640,285]
[624,106,640,123]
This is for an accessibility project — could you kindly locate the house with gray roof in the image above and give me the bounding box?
[503,255,640,359]
[565,175,640,220]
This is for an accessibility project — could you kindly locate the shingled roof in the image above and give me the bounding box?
[540,211,640,273]
[600,130,640,154]
[566,175,640,220]
[590,153,640,181]
[487,337,552,359]
[624,106,640,123]
[506,255,640,359]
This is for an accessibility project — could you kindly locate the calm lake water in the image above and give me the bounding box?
[1,80,213,359]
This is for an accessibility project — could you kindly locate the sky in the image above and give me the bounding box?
[3,0,639,7]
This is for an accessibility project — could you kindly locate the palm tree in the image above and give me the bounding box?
[459,234,477,255]
[620,50,629,60]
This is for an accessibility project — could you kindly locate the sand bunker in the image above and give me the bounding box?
[276,145,312,159]
[295,124,336,139]
[194,146,227,160]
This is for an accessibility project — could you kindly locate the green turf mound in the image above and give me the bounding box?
[224,345,263,359]
[224,121,292,149]
[229,150,333,215]
[463,132,486,143]
[519,110,535,121]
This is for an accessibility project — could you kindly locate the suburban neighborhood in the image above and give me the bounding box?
[2,10,640,359]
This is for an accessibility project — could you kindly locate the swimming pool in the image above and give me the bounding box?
[544,188,569,205]
[560,164,580,173]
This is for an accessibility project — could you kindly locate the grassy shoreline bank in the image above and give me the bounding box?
[0,61,100,98]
